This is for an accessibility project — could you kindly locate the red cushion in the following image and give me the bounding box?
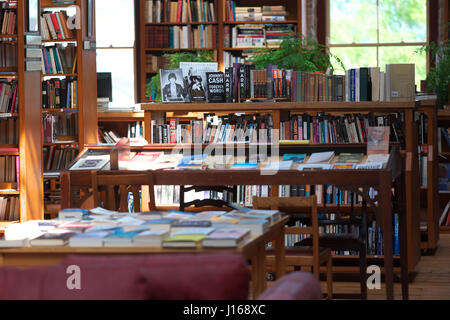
[257,272,322,300]
[61,253,250,300]
[0,265,149,300]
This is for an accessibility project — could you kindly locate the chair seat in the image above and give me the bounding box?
[295,234,365,251]
[266,246,329,256]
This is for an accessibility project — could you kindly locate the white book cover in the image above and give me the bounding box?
[380,71,385,101]
[173,227,216,235]
[179,62,218,101]
[297,163,332,170]
[370,67,380,101]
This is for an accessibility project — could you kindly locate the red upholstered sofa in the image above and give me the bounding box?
[0,253,321,300]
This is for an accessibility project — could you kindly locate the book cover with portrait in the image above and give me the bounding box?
[367,126,390,155]
[160,68,187,103]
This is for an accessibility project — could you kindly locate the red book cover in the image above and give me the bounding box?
[177,0,182,22]
[50,13,63,40]
[169,118,177,144]
[0,147,18,153]
[15,155,19,191]
[10,84,17,113]
[277,70,283,97]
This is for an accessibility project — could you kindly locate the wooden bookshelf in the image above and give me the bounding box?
[141,101,422,273]
[437,109,450,234]
[40,0,98,217]
[134,0,302,103]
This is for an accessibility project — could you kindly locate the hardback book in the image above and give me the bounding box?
[385,63,415,102]
[206,72,225,102]
[172,227,216,236]
[30,231,77,246]
[69,155,110,171]
[224,67,233,102]
[134,211,164,221]
[202,228,250,247]
[231,162,259,169]
[177,153,208,169]
[162,234,206,247]
[366,153,390,163]
[355,162,383,170]
[203,155,234,169]
[282,153,306,163]
[103,229,147,246]
[179,62,218,102]
[367,126,390,155]
[141,218,177,231]
[297,163,332,170]
[58,208,89,220]
[262,160,293,171]
[171,220,212,229]
[0,236,30,248]
[160,68,188,102]
[306,151,335,164]
[69,231,110,247]
[334,153,364,164]
[133,230,170,246]
[234,219,269,236]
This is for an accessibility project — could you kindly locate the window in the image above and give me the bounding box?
[327,0,427,88]
[95,0,135,108]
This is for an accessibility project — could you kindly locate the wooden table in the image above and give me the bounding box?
[0,216,288,299]
[60,148,407,300]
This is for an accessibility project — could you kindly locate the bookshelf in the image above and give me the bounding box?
[140,101,422,273]
[40,0,98,218]
[437,109,450,234]
[134,0,302,103]
[98,111,145,143]
[0,1,43,222]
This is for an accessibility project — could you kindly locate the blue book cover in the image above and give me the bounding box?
[231,162,258,169]
[282,154,306,163]
[52,47,63,73]
[178,153,207,167]
[143,219,178,225]
[394,213,399,255]
[350,69,355,102]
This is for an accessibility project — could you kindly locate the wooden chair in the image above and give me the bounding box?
[296,193,368,300]
[252,195,333,299]
[61,170,157,211]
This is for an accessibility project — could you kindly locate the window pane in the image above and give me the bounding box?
[379,0,426,43]
[330,47,377,74]
[96,49,135,108]
[379,46,426,89]
[95,0,135,47]
[329,0,377,44]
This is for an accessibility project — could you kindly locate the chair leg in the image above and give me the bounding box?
[359,246,368,300]
[326,255,333,300]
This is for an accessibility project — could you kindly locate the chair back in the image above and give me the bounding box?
[252,196,320,276]
[60,170,156,212]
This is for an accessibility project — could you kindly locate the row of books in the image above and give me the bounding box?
[0,118,17,144]
[0,196,19,221]
[0,79,17,113]
[0,155,17,183]
[144,0,216,23]
[1,207,282,247]
[279,112,404,144]
[224,2,289,22]
[0,8,15,35]
[0,43,16,67]
[345,65,415,102]
[43,146,78,172]
[145,54,171,73]
[41,44,77,75]
[224,24,296,48]
[98,122,144,144]
[40,10,75,40]
[150,112,403,145]
[42,77,78,109]
[42,113,78,143]
[144,25,216,49]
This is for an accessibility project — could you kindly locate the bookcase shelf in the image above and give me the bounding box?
[38,0,98,220]
[145,48,216,51]
[223,20,298,24]
[145,22,218,26]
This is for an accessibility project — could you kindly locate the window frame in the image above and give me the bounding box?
[325,0,430,73]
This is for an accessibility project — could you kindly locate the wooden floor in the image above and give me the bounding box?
[320,233,450,299]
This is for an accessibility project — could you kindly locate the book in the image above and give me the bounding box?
[234,219,268,236]
[69,231,110,247]
[30,231,77,246]
[367,126,390,155]
[171,220,212,228]
[69,155,110,171]
[160,68,188,102]
[332,164,355,169]
[103,229,147,246]
[58,208,89,220]
[262,160,293,171]
[385,64,415,102]
[162,234,206,247]
[306,151,335,164]
[133,230,170,246]
[334,153,364,164]
[282,153,306,163]
[0,235,30,248]
[297,163,332,170]
[180,62,218,102]
[141,218,177,231]
[119,151,163,170]
[202,228,250,247]
[231,162,258,169]
[206,71,225,102]
[172,227,216,235]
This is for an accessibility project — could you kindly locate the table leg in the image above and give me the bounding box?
[273,230,286,280]
[380,174,394,300]
[250,243,267,299]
